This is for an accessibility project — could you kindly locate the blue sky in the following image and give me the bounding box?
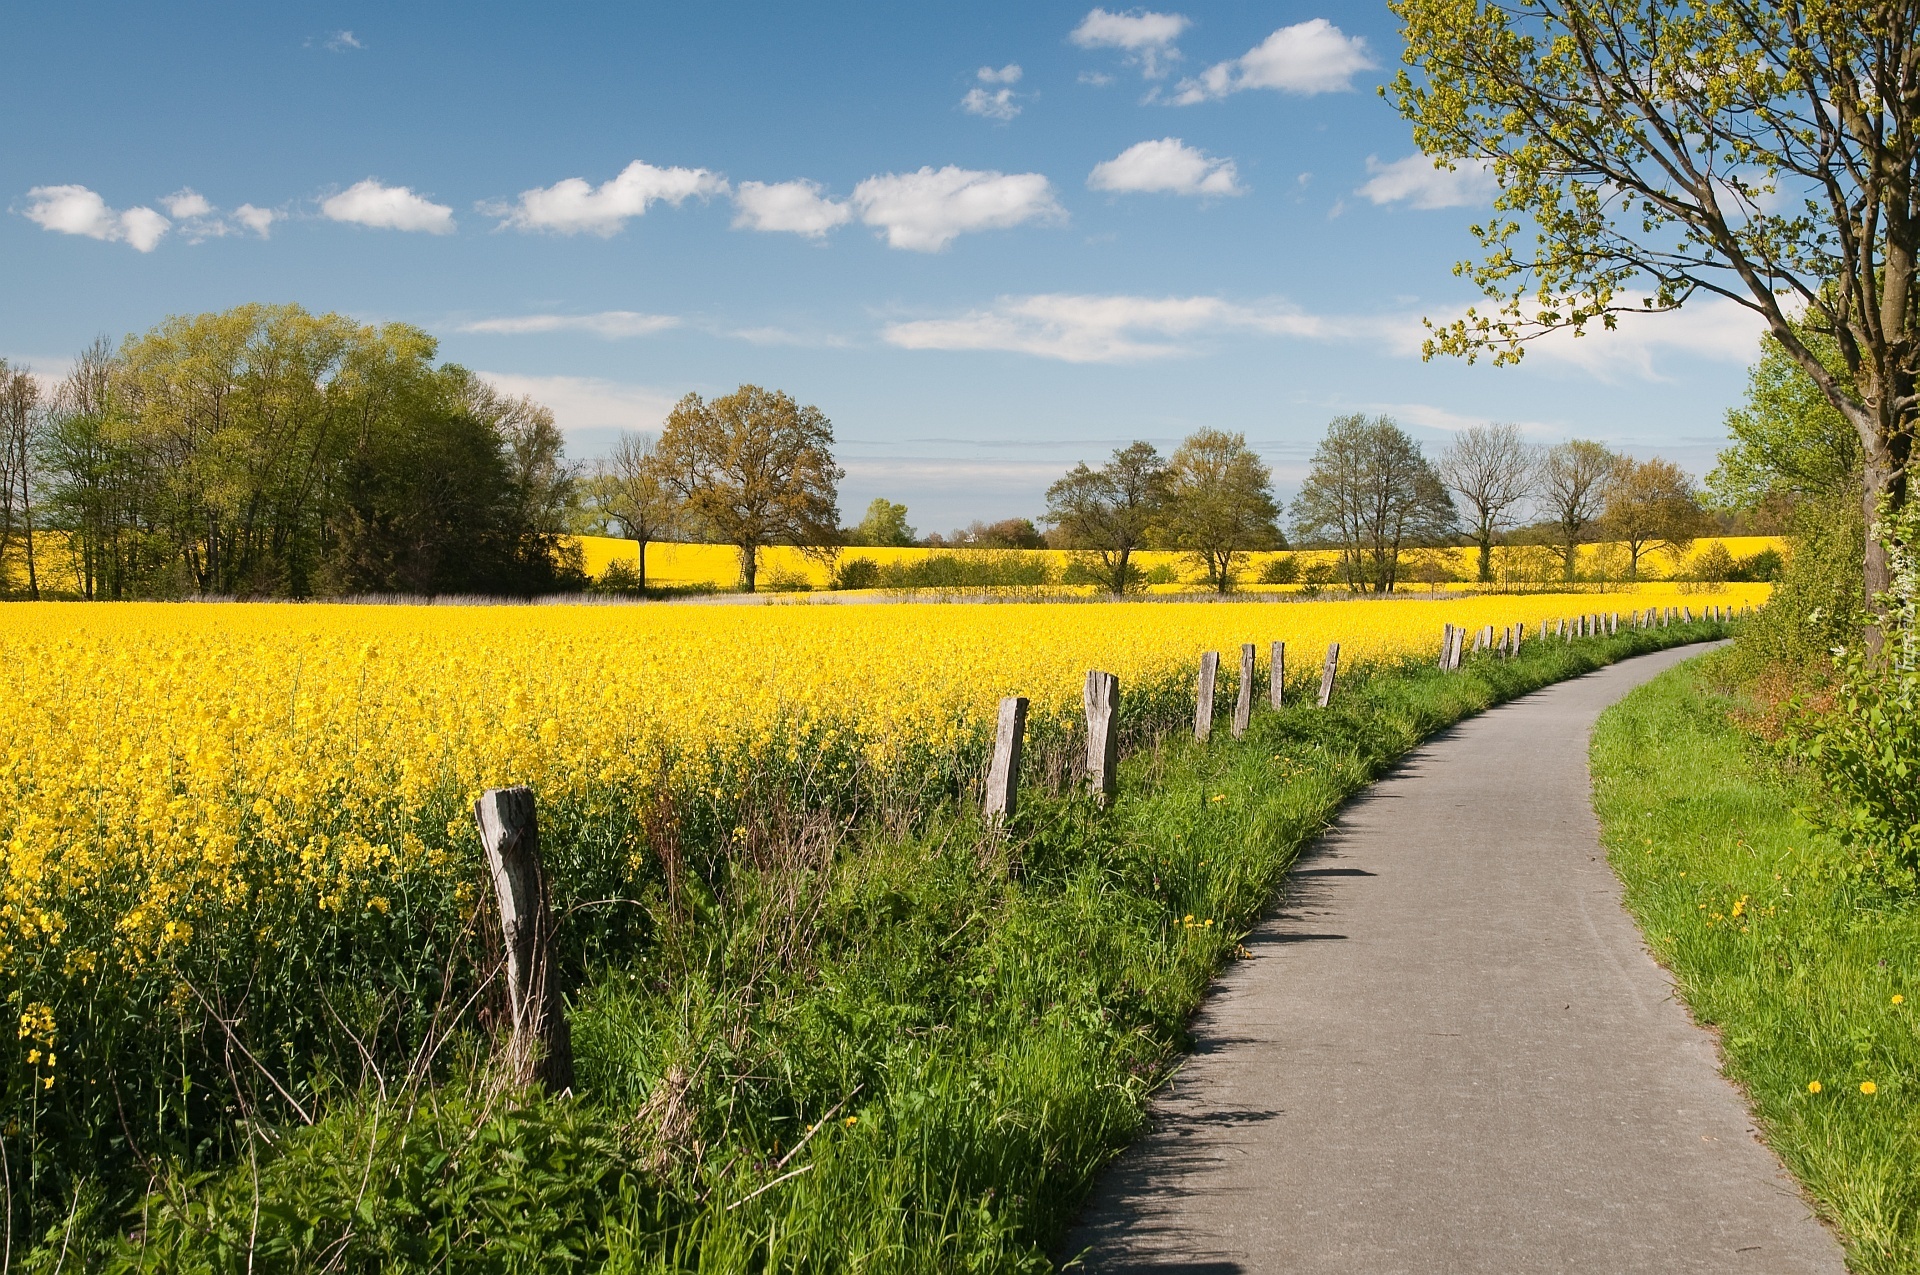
[3,2,1762,533]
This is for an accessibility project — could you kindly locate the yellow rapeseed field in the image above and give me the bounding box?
[2,586,1763,1011]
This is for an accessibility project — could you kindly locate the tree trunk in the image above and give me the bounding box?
[1112,547,1131,596]
[635,537,648,591]
[1477,532,1492,584]
[739,542,757,592]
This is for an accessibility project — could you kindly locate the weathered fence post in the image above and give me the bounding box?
[1083,672,1119,807]
[1440,624,1454,667]
[474,786,575,1091]
[1232,644,1255,738]
[1318,642,1340,708]
[1194,651,1219,741]
[985,696,1029,820]
[1270,641,1286,709]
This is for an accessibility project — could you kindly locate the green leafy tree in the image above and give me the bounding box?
[1290,415,1455,595]
[589,433,680,589]
[851,498,915,547]
[1390,0,1920,616]
[1044,441,1168,595]
[656,384,843,592]
[1709,324,1863,511]
[1161,431,1281,595]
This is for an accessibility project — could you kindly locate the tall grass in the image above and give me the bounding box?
[1593,658,1920,1272]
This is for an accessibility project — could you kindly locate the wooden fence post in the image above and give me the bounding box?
[1270,641,1286,709]
[1083,672,1119,807]
[1232,644,1255,738]
[1194,652,1219,741]
[1318,642,1341,707]
[474,786,574,1091]
[985,696,1029,820]
[1440,624,1454,667]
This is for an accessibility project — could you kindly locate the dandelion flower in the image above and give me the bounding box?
[1861,1081,1877,1095]
[1894,995,1905,1005]
[1808,1081,1822,1093]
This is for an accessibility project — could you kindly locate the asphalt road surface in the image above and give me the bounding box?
[1064,643,1845,1274]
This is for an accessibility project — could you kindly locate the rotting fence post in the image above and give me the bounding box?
[474,786,575,1092]
[1083,672,1119,807]
[1194,651,1219,741]
[1318,642,1340,708]
[1233,644,1255,738]
[1270,641,1286,709]
[985,696,1029,821]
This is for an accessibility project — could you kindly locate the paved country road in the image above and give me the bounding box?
[1064,644,1845,1274]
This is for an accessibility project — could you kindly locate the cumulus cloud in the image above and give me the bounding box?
[491,161,726,236]
[1357,154,1496,209]
[232,204,279,237]
[322,179,455,233]
[21,185,170,251]
[884,293,1326,362]
[852,166,1062,252]
[1173,18,1374,102]
[1088,138,1243,196]
[1071,8,1190,78]
[460,311,681,338]
[1521,296,1766,380]
[962,64,1026,120]
[163,189,213,219]
[731,179,852,238]
[475,371,679,453]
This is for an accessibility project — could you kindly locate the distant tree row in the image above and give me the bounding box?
[0,304,578,599]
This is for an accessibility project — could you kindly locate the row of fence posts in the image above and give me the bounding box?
[473,599,1753,1088]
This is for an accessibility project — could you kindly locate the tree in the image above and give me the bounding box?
[1390,0,1920,619]
[1437,423,1537,583]
[1044,441,1168,595]
[1538,441,1616,580]
[0,361,40,598]
[1602,456,1707,579]
[656,384,842,592]
[1709,324,1862,511]
[1161,430,1282,594]
[851,498,915,547]
[1290,415,1456,594]
[594,433,680,590]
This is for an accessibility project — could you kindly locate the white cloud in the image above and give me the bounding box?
[977,63,1022,85]
[731,179,852,238]
[1357,154,1496,209]
[460,311,681,338]
[1088,138,1243,196]
[1173,19,1374,102]
[1071,8,1190,78]
[475,371,678,451]
[884,293,1326,362]
[492,161,726,236]
[325,30,363,51]
[851,166,1063,252]
[21,185,170,251]
[962,87,1021,120]
[1522,296,1766,380]
[322,179,455,233]
[1078,70,1116,86]
[163,189,213,219]
[232,204,279,237]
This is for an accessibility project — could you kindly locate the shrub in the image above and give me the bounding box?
[1787,650,1920,882]
[1297,561,1337,598]
[1144,563,1179,585]
[591,560,646,595]
[1258,555,1301,585]
[833,557,882,590]
[763,567,814,592]
[875,550,1055,590]
[1731,547,1785,582]
[1060,557,1146,592]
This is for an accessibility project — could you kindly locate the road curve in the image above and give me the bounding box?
[1064,644,1844,1274]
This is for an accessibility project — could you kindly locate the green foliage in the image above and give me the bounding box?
[1709,328,1861,511]
[874,550,1056,590]
[27,622,1733,1270]
[831,555,882,590]
[1722,494,1866,686]
[1258,554,1301,585]
[850,498,915,548]
[1045,442,1169,595]
[1787,649,1920,882]
[1163,429,1282,595]
[1732,548,1785,582]
[1290,415,1454,594]
[1143,563,1179,585]
[1061,556,1145,592]
[1594,663,1920,1271]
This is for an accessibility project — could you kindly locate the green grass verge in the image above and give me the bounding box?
[39,621,1730,1273]
[1593,658,1920,1272]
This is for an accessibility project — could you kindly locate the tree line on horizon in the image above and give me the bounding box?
[0,302,1748,601]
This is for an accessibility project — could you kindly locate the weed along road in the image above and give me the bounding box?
[1066,645,1845,1274]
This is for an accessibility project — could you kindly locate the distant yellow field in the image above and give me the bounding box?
[578,536,1789,591]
